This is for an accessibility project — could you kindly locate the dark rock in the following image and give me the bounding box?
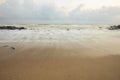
[108,25,120,30]
[19,27,26,30]
[0,26,26,30]
[11,47,15,50]
[67,28,69,31]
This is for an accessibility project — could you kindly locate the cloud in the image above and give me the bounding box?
[68,6,120,23]
[0,0,120,24]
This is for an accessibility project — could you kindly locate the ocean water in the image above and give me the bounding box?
[0,24,119,43]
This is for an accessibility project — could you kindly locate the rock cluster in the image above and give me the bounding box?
[108,25,120,30]
[0,26,26,30]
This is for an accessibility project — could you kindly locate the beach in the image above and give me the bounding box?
[0,25,120,80]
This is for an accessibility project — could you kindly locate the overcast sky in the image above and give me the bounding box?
[0,0,120,24]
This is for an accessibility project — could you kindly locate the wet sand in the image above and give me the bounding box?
[0,41,120,80]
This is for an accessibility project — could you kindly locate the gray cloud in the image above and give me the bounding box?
[0,0,120,24]
[68,6,120,24]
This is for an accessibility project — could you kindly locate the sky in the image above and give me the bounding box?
[0,0,120,24]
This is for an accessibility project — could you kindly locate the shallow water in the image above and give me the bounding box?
[0,24,118,42]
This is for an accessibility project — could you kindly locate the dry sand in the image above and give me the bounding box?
[0,41,120,80]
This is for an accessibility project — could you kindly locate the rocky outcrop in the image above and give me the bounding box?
[0,26,26,30]
[108,25,120,30]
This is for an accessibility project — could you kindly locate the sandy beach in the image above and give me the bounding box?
[0,25,120,80]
